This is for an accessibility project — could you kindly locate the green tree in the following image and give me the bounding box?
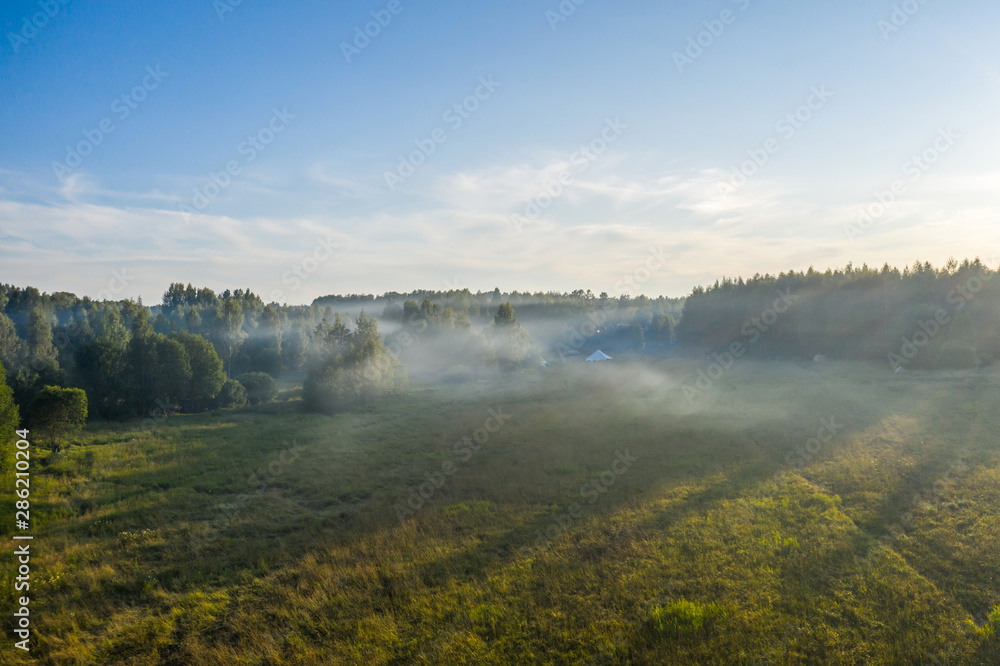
[74,339,128,419]
[154,337,192,406]
[0,312,25,370]
[420,297,441,325]
[215,299,245,377]
[29,385,87,452]
[127,310,159,415]
[651,313,675,344]
[303,313,406,414]
[215,379,248,409]
[236,304,283,376]
[90,303,130,347]
[351,311,384,363]
[493,302,516,327]
[0,362,20,474]
[161,282,189,314]
[489,303,533,370]
[402,299,423,329]
[184,307,202,333]
[172,332,226,409]
[236,372,277,405]
[27,307,58,367]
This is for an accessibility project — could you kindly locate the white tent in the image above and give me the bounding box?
[585,350,612,362]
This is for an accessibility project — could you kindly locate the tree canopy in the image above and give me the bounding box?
[29,385,87,451]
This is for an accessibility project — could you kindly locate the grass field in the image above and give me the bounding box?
[3,360,1000,664]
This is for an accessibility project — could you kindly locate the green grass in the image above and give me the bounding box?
[2,360,999,663]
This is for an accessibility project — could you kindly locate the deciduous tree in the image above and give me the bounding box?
[29,385,87,452]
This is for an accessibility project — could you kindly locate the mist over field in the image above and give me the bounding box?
[4,0,1000,664]
[2,263,1000,663]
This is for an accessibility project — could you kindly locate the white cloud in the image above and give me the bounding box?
[2,150,999,302]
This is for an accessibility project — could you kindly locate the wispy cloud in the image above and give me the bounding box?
[2,146,999,302]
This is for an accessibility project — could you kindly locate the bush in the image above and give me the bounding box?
[972,605,1000,639]
[215,379,248,409]
[29,385,88,452]
[987,606,1000,638]
[303,355,406,415]
[235,372,277,405]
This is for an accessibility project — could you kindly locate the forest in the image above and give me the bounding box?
[675,258,1000,369]
[1,258,997,436]
[0,281,682,431]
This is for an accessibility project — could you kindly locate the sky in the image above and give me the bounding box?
[1,0,999,305]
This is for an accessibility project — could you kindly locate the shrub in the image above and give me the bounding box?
[29,385,88,452]
[303,311,407,414]
[303,355,406,415]
[216,379,248,409]
[986,606,1000,638]
[235,372,277,405]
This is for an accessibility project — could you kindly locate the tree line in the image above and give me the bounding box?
[675,258,1000,369]
[8,259,985,439]
[5,282,667,428]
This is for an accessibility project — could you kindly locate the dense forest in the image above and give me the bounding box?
[676,258,1000,369]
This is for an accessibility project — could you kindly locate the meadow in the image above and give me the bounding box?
[3,359,1000,664]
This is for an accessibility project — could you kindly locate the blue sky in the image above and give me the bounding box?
[1,0,999,304]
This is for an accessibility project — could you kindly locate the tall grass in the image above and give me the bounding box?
[1,361,998,663]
